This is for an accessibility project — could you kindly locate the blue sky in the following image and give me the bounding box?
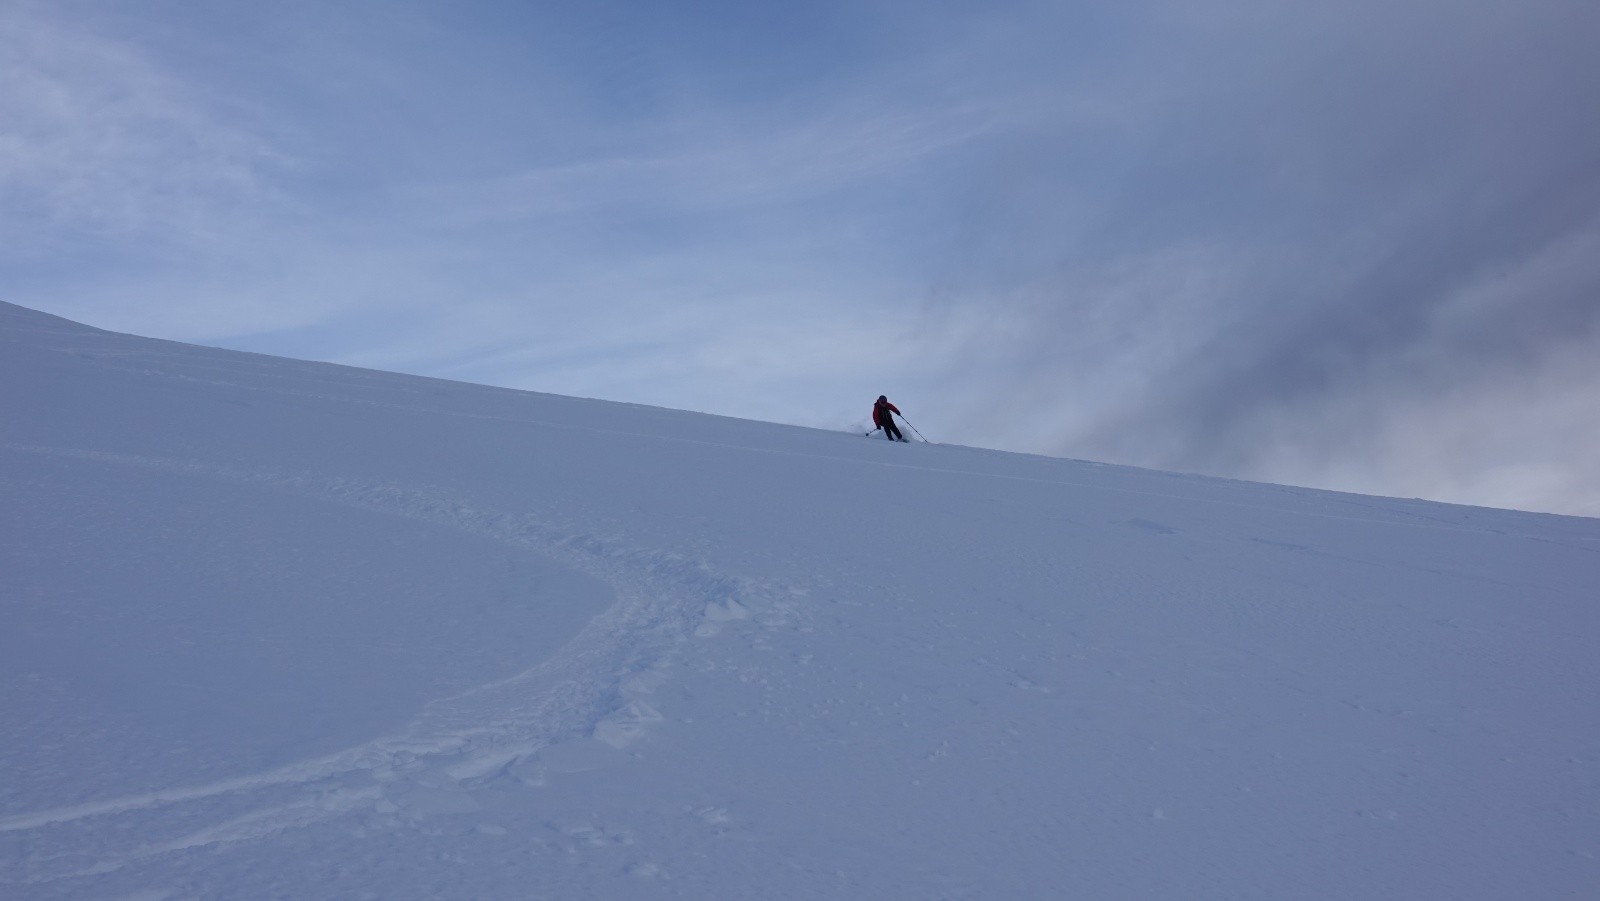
[5,0,1599,515]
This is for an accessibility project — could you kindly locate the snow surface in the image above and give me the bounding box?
[3,299,1598,899]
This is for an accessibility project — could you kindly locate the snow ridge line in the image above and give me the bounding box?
[43,347,1597,539]
[0,443,802,882]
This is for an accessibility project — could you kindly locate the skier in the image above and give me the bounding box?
[872,395,907,442]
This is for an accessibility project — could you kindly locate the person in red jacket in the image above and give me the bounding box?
[873,395,907,442]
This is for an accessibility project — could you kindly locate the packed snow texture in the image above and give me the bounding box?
[2,300,1597,899]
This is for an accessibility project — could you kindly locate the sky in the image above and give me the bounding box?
[3,0,1598,516]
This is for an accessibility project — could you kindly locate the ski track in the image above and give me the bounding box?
[0,442,811,887]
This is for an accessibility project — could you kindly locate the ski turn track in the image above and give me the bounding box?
[0,443,809,889]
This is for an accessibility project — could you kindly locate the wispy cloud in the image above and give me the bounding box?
[395,95,1002,227]
[0,4,290,252]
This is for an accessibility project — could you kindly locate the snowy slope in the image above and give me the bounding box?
[2,300,1598,899]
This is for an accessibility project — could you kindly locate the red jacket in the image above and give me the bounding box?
[872,399,900,427]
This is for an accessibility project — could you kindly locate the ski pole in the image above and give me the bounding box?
[897,415,929,442]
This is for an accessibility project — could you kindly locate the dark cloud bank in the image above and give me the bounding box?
[921,0,1600,515]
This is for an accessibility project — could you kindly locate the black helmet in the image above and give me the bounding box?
[877,395,887,402]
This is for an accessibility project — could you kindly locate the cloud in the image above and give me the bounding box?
[904,0,1600,514]
[393,96,999,229]
[0,3,291,253]
[1243,318,1600,518]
